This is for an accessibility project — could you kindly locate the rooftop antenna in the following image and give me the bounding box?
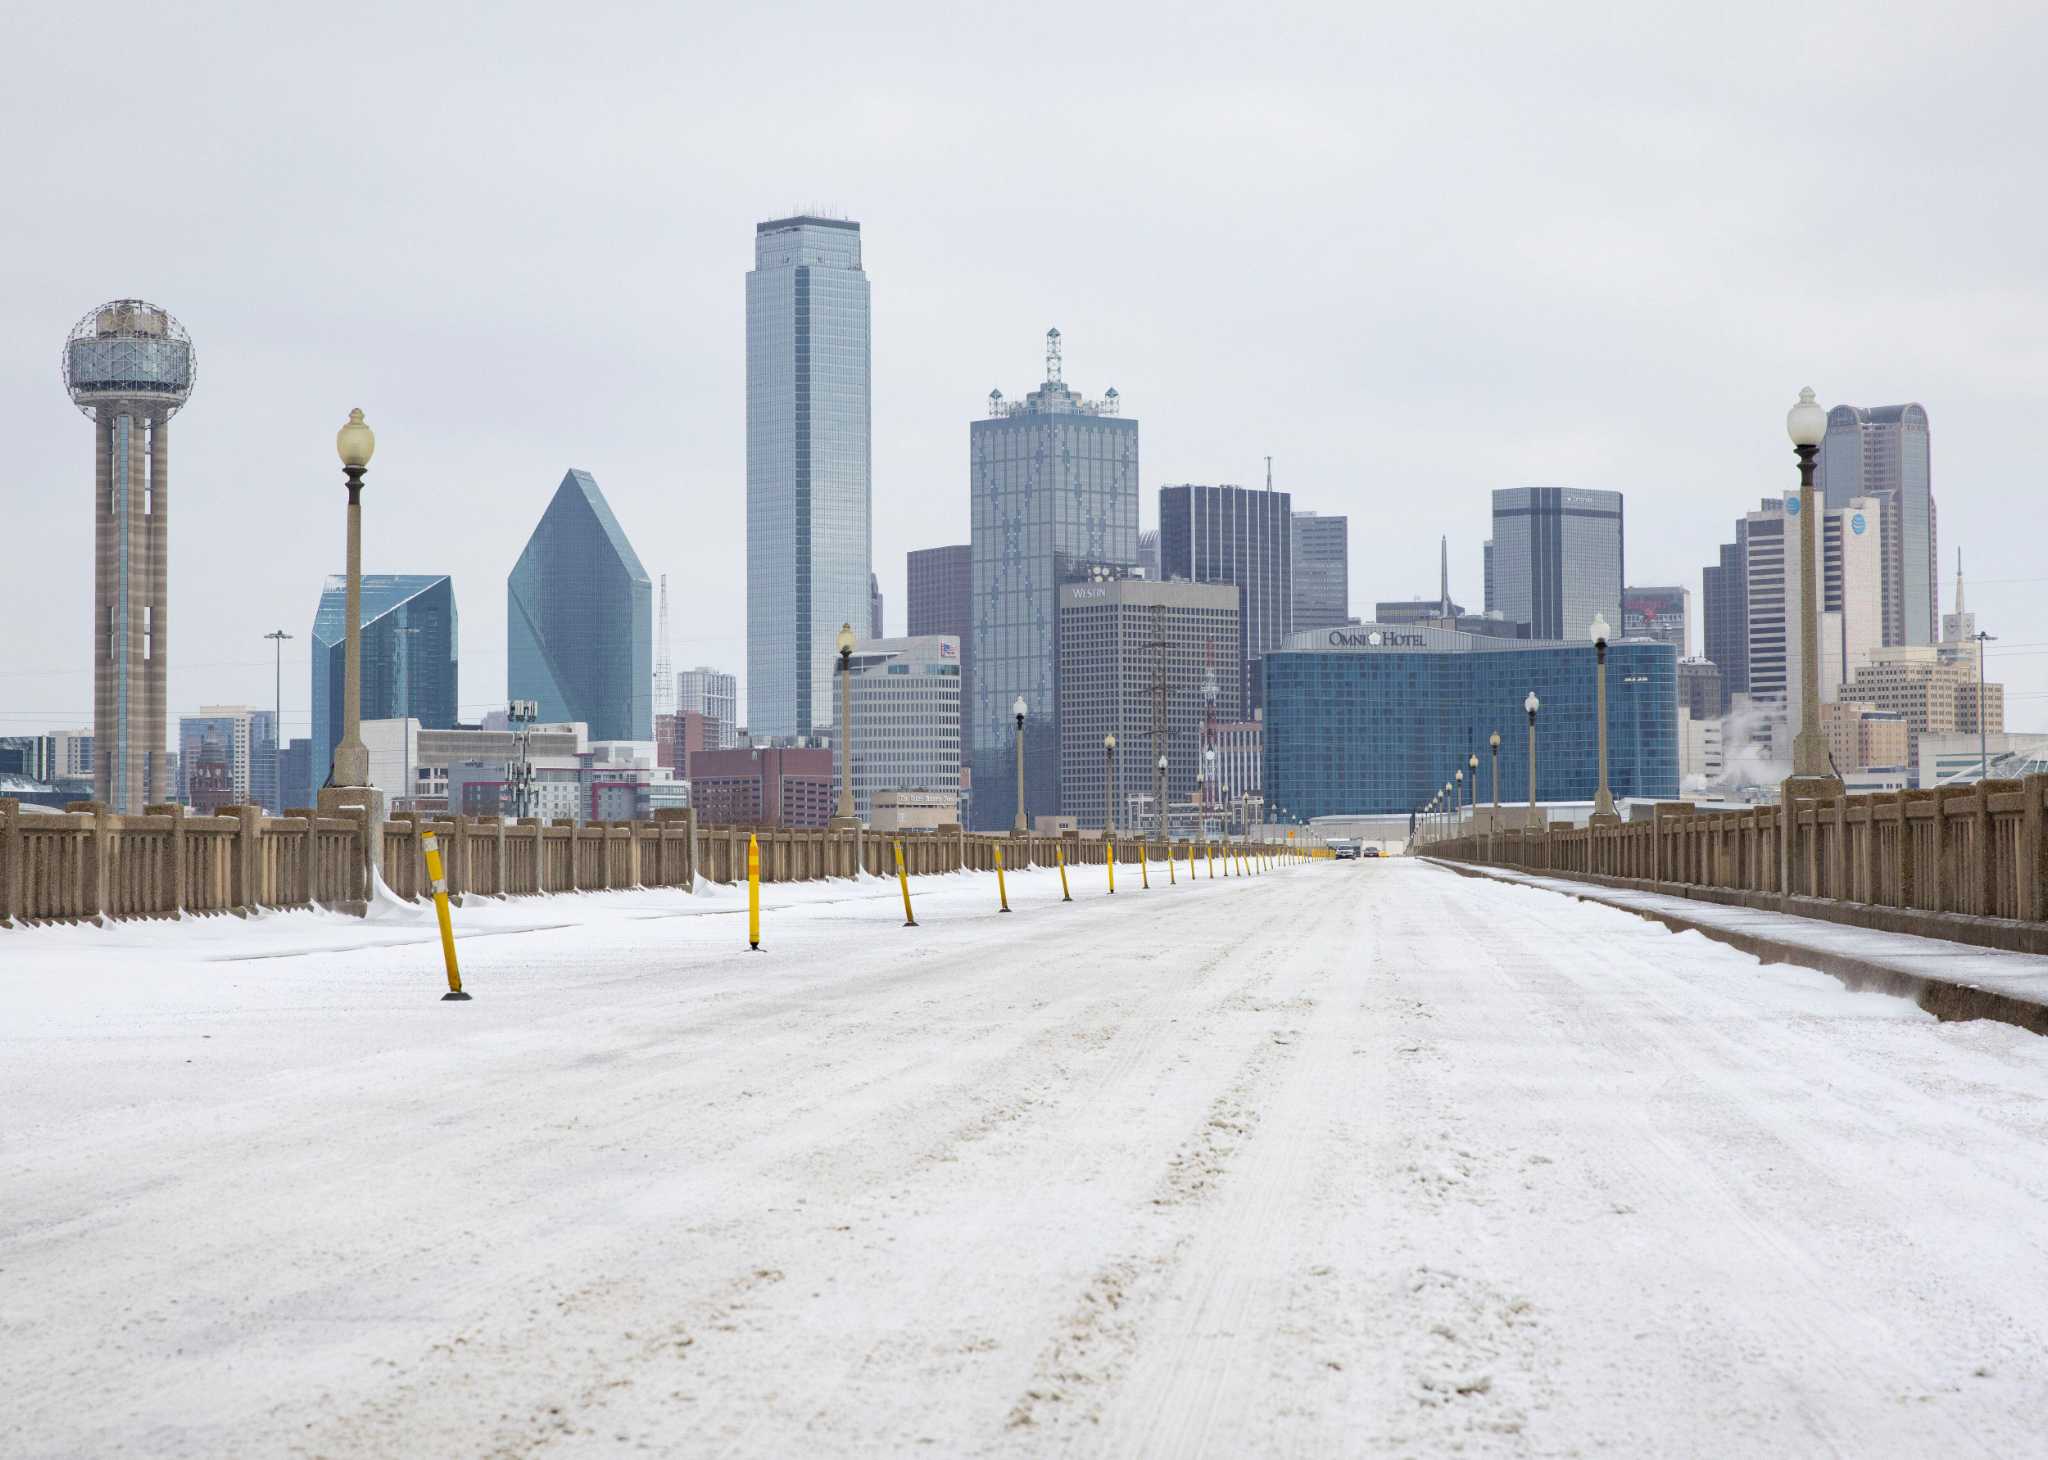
[1265,455,1273,491]
[1045,327,1063,385]
[1439,536,1452,620]
[654,573,675,716]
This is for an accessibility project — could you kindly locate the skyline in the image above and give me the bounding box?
[4,3,2046,743]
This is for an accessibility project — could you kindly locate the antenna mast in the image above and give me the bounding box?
[1045,327,1063,384]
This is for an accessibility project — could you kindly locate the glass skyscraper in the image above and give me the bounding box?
[746,215,872,738]
[1489,487,1624,642]
[1817,403,1935,646]
[508,469,652,743]
[969,330,1137,830]
[1159,483,1294,711]
[311,574,457,794]
[1262,624,1678,816]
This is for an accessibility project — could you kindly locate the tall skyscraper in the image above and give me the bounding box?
[1702,537,1749,698]
[1291,511,1349,632]
[907,545,971,750]
[62,300,195,813]
[1818,403,1936,646]
[312,575,457,793]
[1136,529,1161,583]
[868,572,885,640]
[1739,494,1885,729]
[1158,482,1292,709]
[970,329,1137,830]
[1489,487,1623,642]
[676,667,739,750]
[1056,578,1240,830]
[509,469,652,743]
[746,214,872,737]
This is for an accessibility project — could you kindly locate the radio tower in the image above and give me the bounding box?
[654,573,675,717]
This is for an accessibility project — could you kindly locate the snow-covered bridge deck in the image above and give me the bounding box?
[6,858,2046,1455]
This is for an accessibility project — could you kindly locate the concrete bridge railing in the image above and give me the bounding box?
[1423,775,2048,953]
[0,797,1289,927]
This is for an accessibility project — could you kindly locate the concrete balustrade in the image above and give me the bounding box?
[1425,774,2048,954]
[0,797,1293,928]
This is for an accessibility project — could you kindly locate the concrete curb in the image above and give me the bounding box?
[1426,858,2048,1038]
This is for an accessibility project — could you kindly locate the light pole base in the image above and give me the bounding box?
[1587,811,1622,828]
[828,815,862,831]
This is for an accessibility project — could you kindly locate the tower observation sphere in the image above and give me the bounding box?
[63,299,196,814]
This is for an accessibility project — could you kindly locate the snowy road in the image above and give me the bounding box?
[7,857,2048,1456]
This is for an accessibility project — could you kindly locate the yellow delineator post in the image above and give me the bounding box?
[895,839,917,927]
[1140,842,1150,889]
[747,833,762,951]
[1168,843,1176,884]
[1107,841,1116,895]
[1057,843,1073,902]
[421,831,469,1001]
[1188,842,1196,881]
[1206,841,1214,878]
[995,845,1011,912]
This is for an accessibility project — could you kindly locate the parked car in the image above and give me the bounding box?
[1362,846,1381,858]
[1332,840,1360,860]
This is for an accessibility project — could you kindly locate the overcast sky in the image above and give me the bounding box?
[5,0,2045,744]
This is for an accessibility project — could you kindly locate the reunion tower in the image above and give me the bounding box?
[63,300,196,814]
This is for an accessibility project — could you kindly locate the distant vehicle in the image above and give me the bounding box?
[1331,839,1360,860]
[1362,846,1381,858]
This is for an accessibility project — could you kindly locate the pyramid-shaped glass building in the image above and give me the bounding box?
[508,470,653,743]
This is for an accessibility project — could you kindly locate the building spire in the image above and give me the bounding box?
[1045,327,1062,385]
[1954,547,1965,614]
[1439,536,1451,618]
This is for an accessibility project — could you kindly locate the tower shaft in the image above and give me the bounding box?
[94,410,169,812]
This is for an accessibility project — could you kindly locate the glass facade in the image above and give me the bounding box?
[1158,484,1293,711]
[906,544,972,754]
[508,470,652,744]
[968,346,1138,831]
[1818,403,1935,646]
[1702,537,1748,697]
[746,216,872,737]
[311,575,458,793]
[840,635,962,822]
[1489,487,1624,642]
[1262,625,1678,816]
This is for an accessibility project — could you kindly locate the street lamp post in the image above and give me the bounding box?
[832,623,859,829]
[1786,387,1843,796]
[1012,696,1028,835]
[1468,752,1480,832]
[1488,733,1500,809]
[1204,748,1215,836]
[330,410,374,790]
[1104,734,1117,839]
[1590,613,1617,824]
[1156,754,1169,843]
[1974,631,1996,781]
[1525,692,1540,828]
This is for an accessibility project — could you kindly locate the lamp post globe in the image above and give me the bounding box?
[1488,731,1501,808]
[1011,696,1028,835]
[1524,692,1540,823]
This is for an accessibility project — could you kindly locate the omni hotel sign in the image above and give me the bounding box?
[1326,628,1428,649]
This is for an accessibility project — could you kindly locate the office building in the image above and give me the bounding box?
[839,635,962,822]
[1158,482,1291,710]
[1136,529,1161,583]
[311,574,457,796]
[509,469,652,743]
[63,300,196,813]
[1941,552,1976,647]
[869,573,885,639]
[1817,403,1936,646]
[1623,586,1689,653]
[1055,578,1240,830]
[176,706,276,809]
[907,544,971,756]
[1291,512,1348,632]
[1262,622,1679,816]
[676,667,739,750]
[746,215,872,737]
[1740,494,1885,731]
[689,746,834,828]
[969,329,1138,829]
[0,738,52,781]
[1680,709,1725,783]
[1214,715,1263,802]
[1488,487,1623,642]
[1918,732,2048,789]
[1821,701,1909,775]
[655,710,714,774]
[280,738,312,814]
[1678,658,1726,721]
[1842,647,2002,779]
[1702,538,1748,699]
